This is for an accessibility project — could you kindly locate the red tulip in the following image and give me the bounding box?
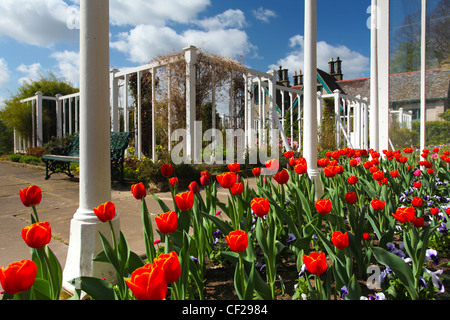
[294,163,307,175]
[315,199,332,215]
[251,197,270,217]
[169,177,179,188]
[93,201,116,223]
[390,170,399,178]
[317,158,330,167]
[21,221,52,249]
[347,176,358,185]
[344,191,357,205]
[155,211,178,235]
[371,199,385,211]
[372,170,385,181]
[216,172,236,189]
[412,217,424,228]
[230,182,244,196]
[411,196,423,207]
[331,231,349,249]
[227,163,240,173]
[131,182,146,200]
[126,263,167,300]
[200,171,210,186]
[160,164,173,177]
[284,150,293,159]
[302,252,328,276]
[153,251,181,283]
[273,169,289,184]
[0,259,37,295]
[363,233,371,241]
[19,185,42,207]
[430,208,439,215]
[392,206,415,223]
[188,181,200,194]
[174,191,194,211]
[324,166,337,177]
[226,230,248,253]
[265,159,279,172]
[252,167,261,177]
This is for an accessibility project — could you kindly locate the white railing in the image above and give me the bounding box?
[389,107,413,130]
[16,92,80,153]
[320,90,370,150]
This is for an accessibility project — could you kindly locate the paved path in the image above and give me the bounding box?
[0,160,251,293]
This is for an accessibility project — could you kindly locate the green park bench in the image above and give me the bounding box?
[42,132,133,183]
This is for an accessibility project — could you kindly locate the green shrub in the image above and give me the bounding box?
[19,155,42,165]
[9,154,22,162]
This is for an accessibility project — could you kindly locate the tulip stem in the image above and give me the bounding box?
[32,206,39,222]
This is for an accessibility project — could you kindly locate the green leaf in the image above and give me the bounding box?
[69,276,118,300]
[45,246,62,299]
[150,193,171,212]
[98,232,120,273]
[141,198,156,261]
[372,247,419,300]
[30,278,52,300]
[117,231,131,275]
[244,261,256,300]
[126,251,145,274]
[201,210,233,236]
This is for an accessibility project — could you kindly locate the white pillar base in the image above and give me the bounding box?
[62,212,120,294]
[308,168,323,200]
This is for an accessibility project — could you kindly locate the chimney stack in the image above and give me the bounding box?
[328,57,343,81]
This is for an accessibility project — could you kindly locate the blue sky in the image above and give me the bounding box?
[0,0,373,109]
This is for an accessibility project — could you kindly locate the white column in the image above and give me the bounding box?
[258,77,263,149]
[168,65,172,152]
[151,67,157,161]
[36,91,43,147]
[184,46,197,162]
[268,70,276,147]
[62,99,66,136]
[69,98,73,135]
[289,92,294,148]
[31,100,36,147]
[56,94,63,138]
[303,0,322,199]
[377,0,390,152]
[110,68,119,132]
[317,91,322,130]
[363,97,369,149]
[137,70,142,158]
[370,0,379,151]
[63,0,118,291]
[420,0,426,151]
[123,74,129,133]
[333,89,341,148]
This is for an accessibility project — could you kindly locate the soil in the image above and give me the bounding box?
[201,254,450,300]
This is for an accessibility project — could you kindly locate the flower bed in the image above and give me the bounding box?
[1,147,449,300]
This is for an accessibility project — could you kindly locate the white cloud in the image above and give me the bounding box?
[50,50,80,87]
[109,0,211,26]
[0,0,78,47]
[0,58,11,91]
[17,63,42,84]
[270,35,369,80]
[195,9,246,30]
[111,8,255,64]
[252,7,277,23]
